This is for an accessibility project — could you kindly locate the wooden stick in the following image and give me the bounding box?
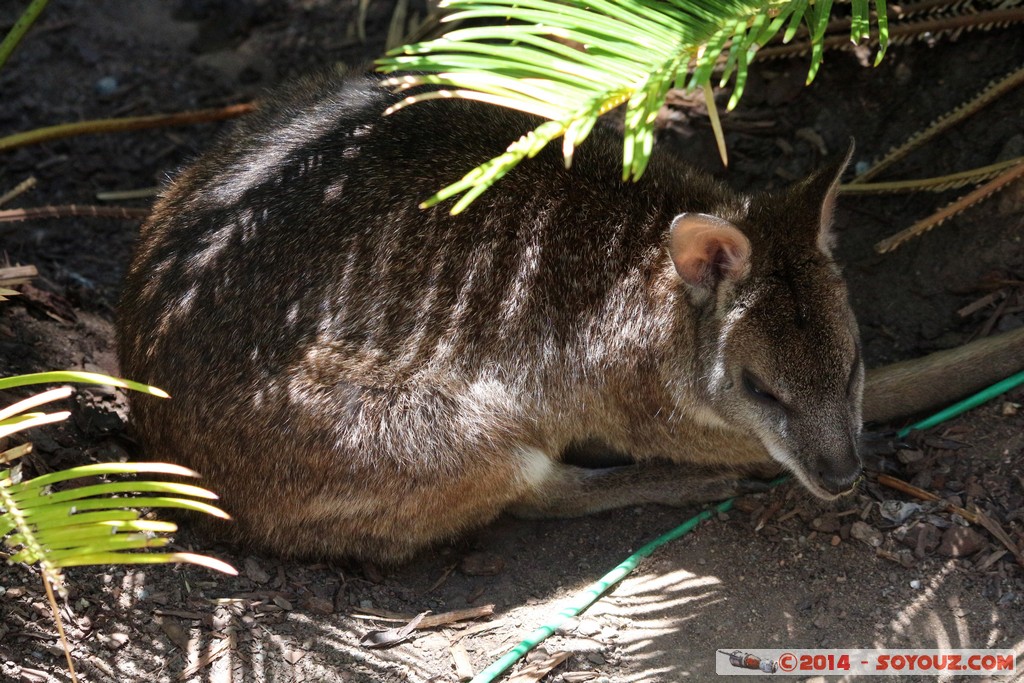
[876,474,1024,567]
[96,187,159,202]
[875,474,979,523]
[350,603,495,628]
[0,102,255,153]
[0,205,150,223]
[0,264,38,287]
[0,176,37,207]
[450,639,475,682]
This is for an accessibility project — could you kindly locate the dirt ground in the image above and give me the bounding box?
[1,2,1023,682]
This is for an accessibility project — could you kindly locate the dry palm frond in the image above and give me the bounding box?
[874,160,1024,252]
[852,64,1024,183]
[840,156,1024,193]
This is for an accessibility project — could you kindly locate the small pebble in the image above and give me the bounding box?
[94,76,118,95]
[850,521,883,548]
[460,552,505,577]
[102,632,130,650]
[937,527,987,557]
[910,579,921,589]
[896,449,924,465]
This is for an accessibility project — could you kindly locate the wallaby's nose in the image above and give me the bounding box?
[817,461,863,495]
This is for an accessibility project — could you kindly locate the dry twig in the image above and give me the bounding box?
[0,205,150,223]
[876,474,1024,567]
[874,161,1024,253]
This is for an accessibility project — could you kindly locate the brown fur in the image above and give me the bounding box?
[118,73,892,562]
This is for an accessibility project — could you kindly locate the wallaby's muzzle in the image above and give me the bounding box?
[806,447,863,497]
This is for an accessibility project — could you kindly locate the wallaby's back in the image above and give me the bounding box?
[119,73,863,561]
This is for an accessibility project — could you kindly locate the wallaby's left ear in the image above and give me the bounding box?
[799,140,854,257]
[668,213,752,304]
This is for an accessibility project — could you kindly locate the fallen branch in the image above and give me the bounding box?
[0,265,37,287]
[351,603,495,628]
[0,102,255,153]
[0,205,150,223]
[876,474,1024,568]
[0,176,37,207]
[876,473,979,523]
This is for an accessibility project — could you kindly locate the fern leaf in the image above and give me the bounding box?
[378,0,889,211]
[1,373,235,597]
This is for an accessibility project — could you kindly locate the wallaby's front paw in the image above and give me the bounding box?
[735,477,776,494]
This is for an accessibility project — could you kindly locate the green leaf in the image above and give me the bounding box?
[0,411,70,440]
[15,462,201,490]
[376,0,889,211]
[17,496,229,523]
[873,0,890,65]
[0,371,168,398]
[851,0,870,45]
[11,479,218,505]
[56,552,237,575]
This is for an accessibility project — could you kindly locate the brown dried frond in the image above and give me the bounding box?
[874,161,1024,253]
[853,64,1024,183]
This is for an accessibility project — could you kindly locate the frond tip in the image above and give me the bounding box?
[1,371,234,597]
[1,463,236,595]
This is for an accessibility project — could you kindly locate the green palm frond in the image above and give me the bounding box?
[1,372,235,597]
[377,0,889,213]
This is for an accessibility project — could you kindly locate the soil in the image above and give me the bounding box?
[1,2,1023,682]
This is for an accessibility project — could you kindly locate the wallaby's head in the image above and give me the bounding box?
[668,152,863,499]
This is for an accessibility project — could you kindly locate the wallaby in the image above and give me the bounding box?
[117,72,1024,563]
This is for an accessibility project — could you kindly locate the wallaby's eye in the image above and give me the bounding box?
[742,370,780,406]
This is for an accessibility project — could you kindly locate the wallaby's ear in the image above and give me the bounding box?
[800,139,854,256]
[669,213,752,299]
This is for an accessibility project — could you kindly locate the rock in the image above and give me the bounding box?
[811,513,840,533]
[301,595,334,615]
[159,618,190,651]
[910,471,933,489]
[850,521,883,548]
[73,391,126,436]
[965,480,987,499]
[879,500,922,524]
[101,632,129,650]
[576,620,601,637]
[94,76,119,95]
[896,449,924,465]
[243,557,270,584]
[459,552,505,577]
[896,522,941,559]
[937,527,987,557]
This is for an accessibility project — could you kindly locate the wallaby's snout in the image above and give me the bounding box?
[810,448,863,497]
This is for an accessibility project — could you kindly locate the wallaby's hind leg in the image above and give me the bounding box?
[509,460,779,519]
